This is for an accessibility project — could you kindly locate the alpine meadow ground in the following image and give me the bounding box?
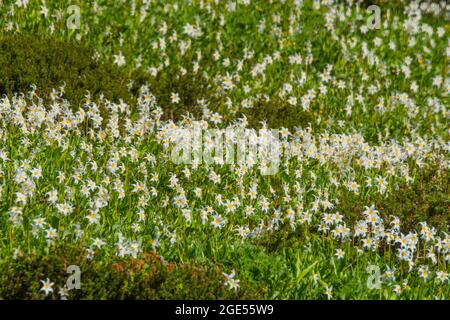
[0,0,449,300]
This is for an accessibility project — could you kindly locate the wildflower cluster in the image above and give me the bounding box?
[0,0,448,299]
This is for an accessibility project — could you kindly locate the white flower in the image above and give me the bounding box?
[335,248,345,259]
[40,278,54,296]
[325,286,333,300]
[113,51,126,66]
[227,278,240,290]
[170,92,180,104]
[92,238,106,249]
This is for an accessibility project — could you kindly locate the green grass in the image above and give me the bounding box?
[0,0,448,300]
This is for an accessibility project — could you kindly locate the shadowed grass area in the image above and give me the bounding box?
[259,166,449,256]
[336,166,450,231]
[0,34,318,130]
[0,244,262,299]
[0,34,149,107]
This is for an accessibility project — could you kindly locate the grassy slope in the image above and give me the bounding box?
[0,0,448,299]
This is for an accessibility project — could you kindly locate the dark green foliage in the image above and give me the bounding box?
[0,245,260,299]
[0,34,315,129]
[0,34,148,107]
[337,166,450,231]
[242,98,315,129]
[255,167,449,255]
[144,64,211,121]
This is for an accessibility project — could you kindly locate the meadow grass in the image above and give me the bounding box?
[0,0,448,299]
